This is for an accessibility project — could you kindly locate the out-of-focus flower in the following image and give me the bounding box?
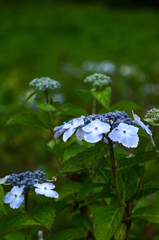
[109,123,139,148]
[4,186,24,209]
[84,73,111,88]
[29,77,61,91]
[34,183,59,198]
[0,175,10,185]
[132,111,155,146]
[82,119,110,143]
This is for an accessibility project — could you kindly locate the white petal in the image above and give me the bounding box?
[63,128,76,142]
[35,188,46,195]
[0,177,7,185]
[43,190,59,198]
[98,122,110,134]
[109,129,123,142]
[132,111,140,121]
[10,195,24,209]
[120,134,139,148]
[82,124,94,133]
[84,132,102,143]
[73,118,84,128]
[63,123,72,129]
[11,186,22,195]
[41,183,55,190]
[4,192,15,203]
[34,183,44,189]
[17,187,24,197]
[76,128,84,141]
[118,123,139,135]
[54,129,64,138]
[54,126,63,131]
[90,119,102,128]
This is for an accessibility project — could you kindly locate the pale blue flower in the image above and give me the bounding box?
[132,111,155,146]
[4,186,24,209]
[82,119,110,143]
[54,116,85,142]
[34,183,59,198]
[109,123,139,148]
[0,175,10,185]
[76,128,85,141]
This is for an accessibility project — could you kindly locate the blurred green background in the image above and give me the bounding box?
[0,1,159,239]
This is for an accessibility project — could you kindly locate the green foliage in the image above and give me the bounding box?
[72,214,93,232]
[114,223,127,240]
[60,103,88,117]
[46,228,83,240]
[36,102,57,112]
[76,89,92,104]
[110,101,144,111]
[92,87,111,110]
[63,145,86,162]
[60,142,110,177]
[93,204,125,240]
[135,180,159,201]
[30,202,56,230]
[24,90,40,103]
[132,206,159,223]
[96,159,113,181]
[57,182,82,200]
[0,186,6,216]
[0,213,39,239]
[77,183,106,201]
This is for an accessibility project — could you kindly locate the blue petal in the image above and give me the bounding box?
[41,183,55,190]
[10,195,24,209]
[43,190,59,198]
[119,134,139,148]
[82,124,94,133]
[76,128,84,141]
[97,122,110,134]
[4,192,14,203]
[63,128,76,142]
[84,132,102,143]
[11,186,23,196]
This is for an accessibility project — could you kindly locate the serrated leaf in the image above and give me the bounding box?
[30,202,55,230]
[77,183,105,201]
[76,89,92,104]
[63,145,86,162]
[92,87,111,109]
[0,213,39,238]
[60,142,110,178]
[72,214,93,231]
[117,151,159,170]
[135,180,159,201]
[93,182,116,199]
[96,158,112,182]
[132,206,159,223]
[58,182,82,201]
[6,113,49,130]
[117,167,138,201]
[60,103,88,117]
[36,102,57,112]
[110,101,144,111]
[0,186,6,215]
[93,204,126,240]
[114,223,127,240]
[46,228,83,240]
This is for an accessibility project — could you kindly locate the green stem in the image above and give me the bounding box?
[25,189,29,240]
[45,90,55,137]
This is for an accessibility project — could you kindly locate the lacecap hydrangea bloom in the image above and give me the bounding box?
[54,110,155,148]
[29,77,61,91]
[84,73,111,88]
[0,170,58,209]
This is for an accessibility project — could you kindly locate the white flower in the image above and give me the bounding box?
[82,119,110,143]
[34,183,59,198]
[4,186,24,209]
[76,128,85,141]
[109,123,139,148]
[0,175,10,185]
[132,111,155,146]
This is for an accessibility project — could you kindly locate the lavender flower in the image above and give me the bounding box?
[34,183,59,198]
[4,186,24,209]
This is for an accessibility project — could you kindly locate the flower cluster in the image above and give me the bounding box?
[144,108,159,123]
[84,73,111,88]
[54,110,155,148]
[0,170,59,209]
[29,77,61,91]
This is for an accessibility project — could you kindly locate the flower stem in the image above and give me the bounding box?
[45,90,55,137]
[25,189,29,240]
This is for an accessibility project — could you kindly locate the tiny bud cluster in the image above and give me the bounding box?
[144,108,159,122]
[29,77,61,91]
[84,73,111,87]
[5,170,46,190]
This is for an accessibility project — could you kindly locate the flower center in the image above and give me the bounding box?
[123,130,126,134]
[15,194,17,198]
[44,187,47,191]
[95,127,98,130]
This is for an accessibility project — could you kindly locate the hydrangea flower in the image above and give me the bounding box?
[132,111,155,146]
[84,73,111,88]
[109,123,139,148]
[4,186,24,209]
[82,119,110,143]
[29,77,61,91]
[0,175,10,185]
[34,183,59,198]
[54,116,85,142]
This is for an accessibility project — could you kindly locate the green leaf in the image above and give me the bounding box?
[114,223,127,240]
[36,102,57,112]
[30,202,55,230]
[117,167,138,201]
[110,101,144,111]
[77,183,105,201]
[144,118,159,127]
[76,89,92,104]
[60,103,88,117]
[24,90,40,103]
[0,213,39,238]
[117,151,159,170]
[93,182,116,199]
[132,206,159,223]
[58,182,82,201]
[46,228,83,240]
[96,159,113,182]
[0,186,6,215]
[93,204,126,240]
[63,145,86,162]
[6,113,49,130]
[92,87,111,109]
[60,142,110,178]
[155,132,159,140]
[72,214,93,231]
[135,180,159,201]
